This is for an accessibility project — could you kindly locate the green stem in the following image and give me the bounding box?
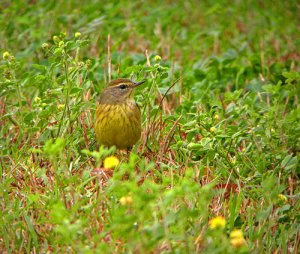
[217,147,240,179]
[8,115,19,126]
[56,59,71,138]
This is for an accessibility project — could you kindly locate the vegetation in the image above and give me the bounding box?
[0,0,299,253]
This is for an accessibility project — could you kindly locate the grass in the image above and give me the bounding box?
[0,0,299,253]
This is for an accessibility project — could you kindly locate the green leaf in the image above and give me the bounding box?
[44,138,65,156]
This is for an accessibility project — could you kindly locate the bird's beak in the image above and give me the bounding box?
[132,80,146,88]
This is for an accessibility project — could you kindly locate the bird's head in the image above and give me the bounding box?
[100,78,145,104]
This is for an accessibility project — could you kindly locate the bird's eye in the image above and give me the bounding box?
[119,84,127,89]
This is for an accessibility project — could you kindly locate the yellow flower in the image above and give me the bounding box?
[34,97,41,103]
[230,238,246,247]
[230,229,246,247]
[230,229,243,239]
[104,156,119,169]
[154,55,161,61]
[209,216,226,229]
[277,194,288,203]
[86,59,92,68]
[230,156,236,165]
[213,114,220,120]
[3,51,10,60]
[53,35,60,44]
[58,41,64,48]
[210,126,217,133]
[119,196,133,206]
[58,104,65,110]
[75,32,81,38]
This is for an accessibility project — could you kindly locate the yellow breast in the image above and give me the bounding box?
[94,101,141,149]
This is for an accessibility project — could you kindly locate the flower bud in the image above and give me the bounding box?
[86,59,92,68]
[213,114,220,120]
[4,69,12,79]
[58,104,65,110]
[230,157,236,165]
[60,32,66,39]
[3,51,10,60]
[58,41,64,48]
[210,126,217,133]
[277,194,288,204]
[53,36,60,44]
[75,32,81,38]
[154,55,161,61]
[120,196,133,206]
[34,97,41,103]
[42,43,49,50]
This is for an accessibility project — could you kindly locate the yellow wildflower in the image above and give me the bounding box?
[34,97,41,103]
[53,36,60,44]
[230,229,246,247]
[86,59,92,68]
[213,114,220,120]
[57,104,65,110]
[104,156,119,169]
[208,216,226,229]
[277,194,288,203]
[230,156,236,165]
[154,55,161,61]
[3,51,10,60]
[75,32,81,38]
[58,41,64,48]
[119,196,133,206]
[210,126,217,133]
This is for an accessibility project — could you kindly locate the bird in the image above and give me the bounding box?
[94,78,145,149]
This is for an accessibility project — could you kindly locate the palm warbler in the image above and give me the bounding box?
[95,78,145,149]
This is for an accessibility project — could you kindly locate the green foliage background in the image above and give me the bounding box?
[0,0,299,253]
